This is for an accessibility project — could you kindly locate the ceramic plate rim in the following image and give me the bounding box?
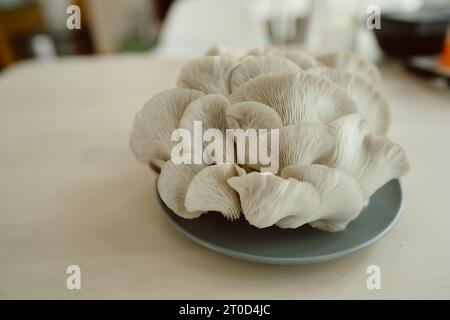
[159,179,404,265]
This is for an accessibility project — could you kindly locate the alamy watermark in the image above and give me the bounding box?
[366,265,381,290]
[66,5,81,30]
[66,264,81,290]
[366,5,381,30]
[171,121,280,174]
[64,4,381,31]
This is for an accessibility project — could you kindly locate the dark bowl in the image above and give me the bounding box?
[373,7,450,58]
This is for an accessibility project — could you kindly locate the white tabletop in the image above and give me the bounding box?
[1,54,449,299]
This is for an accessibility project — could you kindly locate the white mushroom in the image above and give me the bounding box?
[157,161,206,218]
[179,94,231,164]
[280,164,364,231]
[130,88,204,172]
[177,56,237,96]
[152,159,167,173]
[328,113,410,199]
[226,101,283,130]
[246,46,278,56]
[180,94,229,132]
[230,55,299,92]
[277,50,317,69]
[318,51,382,87]
[226,102,283,173]
[230,72,357,126]
[234,164,247,176]
[279,124,336,169]
[251,123,336,173]
[228,172,320,228]
[247,47,317,69]
[130,47,410,232]
[205,45,246,60]
[185,164,242,220]
[307,67,390,135]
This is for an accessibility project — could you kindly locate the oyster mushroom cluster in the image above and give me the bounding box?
[130,47,410,232]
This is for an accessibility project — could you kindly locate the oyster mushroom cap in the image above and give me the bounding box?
[230,55,299,92]
[179,94,230,132]
[179,94,231,164]
[318,51,382,87]
[307,67,391,136]
[226,101,283,130]
[226,103,282,173]
[228,172,320,228]
[277,50,317,69]
[130,88,204,172]
[151,159,167,173]
[234,164,247,176]
[185,164,242,220]
[177,56,237,96]
[278,124,337,169]
[157,160,206,218]
[251,123,336,173]
[328,113,410,199]
[130,48,409,232]
[229,72,357,126]
[205,45,246,60]
[280,164,364,231]
[246,46,279,57]
[247,47,317,69]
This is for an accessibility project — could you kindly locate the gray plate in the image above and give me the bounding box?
[158,179,404,265]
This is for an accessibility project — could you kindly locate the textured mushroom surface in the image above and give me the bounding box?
[327,114,409,199]
[230,55,299,92]
[281,164,364,231]
[130,88,204,172]
[277,124,336,170]
[179,94,231,164]
[228,172,320,228]
[178,56,237,96]
[229,72,357,125]
[179,94,230,134]
[157,161,206,219]
[131,46,410,231]
[185,164,242,220]
[318,51,382,87]
[247,47,318,69]
[226,101,283,130]
[307,67,390,135]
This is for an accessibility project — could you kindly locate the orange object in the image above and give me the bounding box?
[440,28,450,68]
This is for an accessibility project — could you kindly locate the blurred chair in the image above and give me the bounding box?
[157,0,268,58]
[0,2,44,67]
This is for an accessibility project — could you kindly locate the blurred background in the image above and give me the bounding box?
[1,1,450,300]
[0,0,449,75]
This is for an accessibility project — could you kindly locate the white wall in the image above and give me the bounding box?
[85,0,154,53]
